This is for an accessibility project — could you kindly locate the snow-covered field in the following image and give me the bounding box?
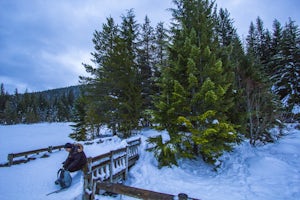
[0,123,299,200]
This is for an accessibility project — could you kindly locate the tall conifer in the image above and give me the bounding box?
[151,0,239,166]
[138,16,156,126]
[243,18,281,145]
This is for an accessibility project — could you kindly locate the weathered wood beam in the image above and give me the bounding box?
[96,182,201,200]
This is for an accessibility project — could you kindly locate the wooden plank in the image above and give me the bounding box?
[92,152,111,162]
[128,155,139,167]
[9,145,64,159]
[11,147,49,158]
[6,144,65,166]
[91,160,110,171]
[52,145,65,150]
[97,182,173,200]
[127,138,141,145]
[111,147,126,155]
[96,182,200,200]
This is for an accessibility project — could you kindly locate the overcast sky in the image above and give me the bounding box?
[1,0,299,93]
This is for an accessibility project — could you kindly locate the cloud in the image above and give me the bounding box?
[0,0,173,93]
[39,47,91,79]
[0,0,299,93]
[0,76,29,93]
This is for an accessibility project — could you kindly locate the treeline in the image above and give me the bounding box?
[73,0,299,167]
[0,84,80,124]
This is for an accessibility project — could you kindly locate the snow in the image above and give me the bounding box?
[0,123,72,162]
[0,123,300,200]
[292,104,300,114]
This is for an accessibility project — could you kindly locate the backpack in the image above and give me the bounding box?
[54,168,72,188]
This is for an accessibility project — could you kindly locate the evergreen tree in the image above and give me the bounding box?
[267,19,283,77]
[36,94,47,121]
[79,16,120,139]
[276,18,300,118]
[25,93,39,123]
[13,89,21,123]
[115,9,143,136]
[214,7,247,133]
[150,0,239,166]
[153,22,169,89]
[70,95,88,141]
[255,17,271,65]
[0,83,9,123]
[242,18,282,145]
[246,17,273,77]
[79,11,143,139]
[57,95,68,121]
[137,16,156,126]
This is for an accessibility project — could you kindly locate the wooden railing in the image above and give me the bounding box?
[83,138,200,200]
[83,138,141,200]
[3,144,65,166]
[2,137,199,199]
[96,182,201,200]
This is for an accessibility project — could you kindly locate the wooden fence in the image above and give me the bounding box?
[83,138,200,200]
[2,144,65,166]
[1,137,200,199]
[96,182,201,200]
[83,138,141,200]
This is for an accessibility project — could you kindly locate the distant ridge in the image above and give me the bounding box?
[30,85,82,100]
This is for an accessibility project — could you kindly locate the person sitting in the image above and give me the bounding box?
[62,143,87,172]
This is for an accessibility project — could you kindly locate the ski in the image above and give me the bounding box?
[46,188,67,196]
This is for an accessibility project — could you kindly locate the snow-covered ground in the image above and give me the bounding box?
[0,123,299,200]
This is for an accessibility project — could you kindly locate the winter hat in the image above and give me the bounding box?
[64,143,73,149]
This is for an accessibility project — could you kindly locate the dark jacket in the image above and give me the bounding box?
[63,144,87,172]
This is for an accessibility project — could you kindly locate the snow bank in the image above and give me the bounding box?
[0,123,72,163]
[127,126,300,200]
[0,123,299,200]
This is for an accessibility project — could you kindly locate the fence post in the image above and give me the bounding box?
[125,146,129,180]
[178,193,188,200]
[7,154,13,166]
[48,146,53,153]
[83,157,93,200]
[109,151,114,183]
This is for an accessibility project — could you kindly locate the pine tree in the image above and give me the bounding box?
[12,89,21,124]
[153,22,169,86]
[255,17,272,65]
[277,18,300,116]
[79,16,120,139]
[214,7,247,134]
[3,100,17,124]
[137,16,156,126]
[24,93,39,123]
[35,94,47,122]
[268,19,283,77]
[79,11,143,138]
[57,96,68,122]
[151,0,239,166]
[112,9,143,137]
[0,83,9,123]
[70,96,88,141]
[242,18,282,145]
[151,22,169,117]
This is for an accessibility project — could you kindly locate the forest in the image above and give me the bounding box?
[0,84,80,124]
[1,0,299,167]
